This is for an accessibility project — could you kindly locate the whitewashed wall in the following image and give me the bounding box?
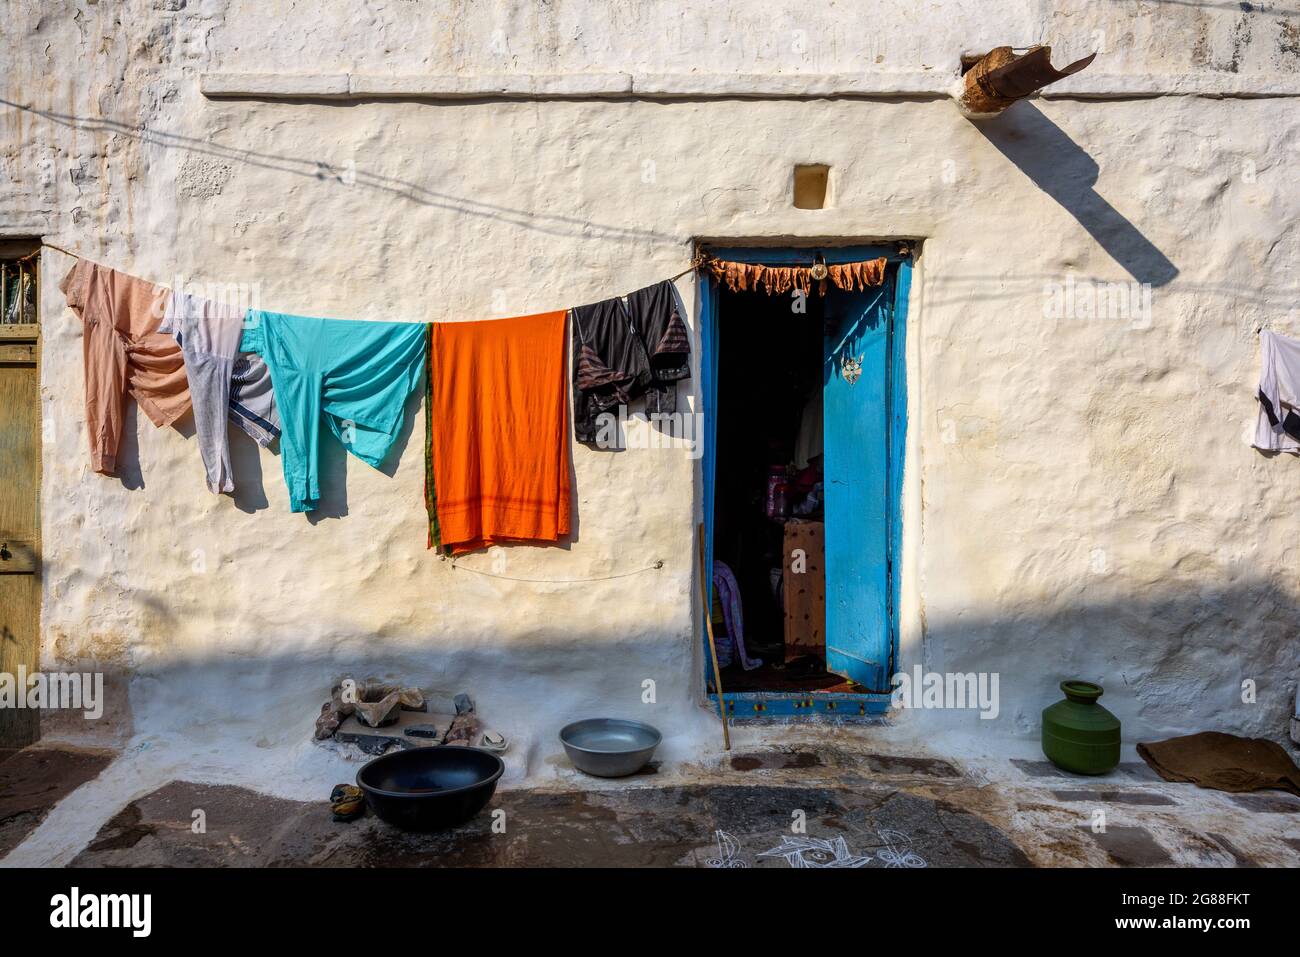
[3,1,1299,785]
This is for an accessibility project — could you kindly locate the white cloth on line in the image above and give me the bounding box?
[1254,330,1300,455]
[161,291,280,493]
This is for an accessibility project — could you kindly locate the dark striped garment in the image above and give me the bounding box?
[570,279,692,443]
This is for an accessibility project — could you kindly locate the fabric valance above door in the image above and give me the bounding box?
[697,252,888,296]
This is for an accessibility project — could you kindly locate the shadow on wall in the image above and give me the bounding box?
[36,577,1300,752]
[107,631,708,759]
[971,102,1180,288]
[0,98,679,248]
[111,403,144,492]
[922,577,1300,746]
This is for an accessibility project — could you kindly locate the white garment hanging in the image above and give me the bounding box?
[1254,330,1300,454]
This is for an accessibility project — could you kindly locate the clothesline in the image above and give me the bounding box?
[30,240,704,317]
[14,241,76,264]
[48,237,896,553]
[55,247,701,542]
[666,254,705,283]
[29,241,893,311]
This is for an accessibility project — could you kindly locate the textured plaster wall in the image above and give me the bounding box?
[2,1,1299,788]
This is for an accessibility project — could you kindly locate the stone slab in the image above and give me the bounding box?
[1081,825,1173,867]
[332,710,458,754]
[0,746,115,857]
[1050,789,1177,806]
[1227,793,1300,814]
[1206,832,1260,868]
[1011,759,1159,782]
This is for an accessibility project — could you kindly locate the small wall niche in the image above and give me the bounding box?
[793,164,830,209]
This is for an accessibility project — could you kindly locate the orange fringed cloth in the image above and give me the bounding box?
[425,311,572,555]
[698,252,888,296]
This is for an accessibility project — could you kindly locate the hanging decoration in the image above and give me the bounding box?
[841,353,863,386]
[697,251,888,297]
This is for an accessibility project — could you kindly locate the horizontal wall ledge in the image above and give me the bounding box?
[350,73,633,98]
[199,71,1300,102]
[629,72,951,97]
[200,73,353,98]
[198,71,950,100]
[1040,72,1300,99]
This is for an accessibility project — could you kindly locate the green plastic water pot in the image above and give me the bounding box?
[1041,680,1121,775]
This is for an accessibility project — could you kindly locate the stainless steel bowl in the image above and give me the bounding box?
[559,718,662,777]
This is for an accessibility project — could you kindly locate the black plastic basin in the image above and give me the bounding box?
[356,746,504,831]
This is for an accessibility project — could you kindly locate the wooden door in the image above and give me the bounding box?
[0,320,40,747]
[822,278,895,691]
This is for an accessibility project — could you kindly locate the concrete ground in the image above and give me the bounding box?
[3,734,1299,867]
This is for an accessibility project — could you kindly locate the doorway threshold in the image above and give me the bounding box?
[710,691,892,719]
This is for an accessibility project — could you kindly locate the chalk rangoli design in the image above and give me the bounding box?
[757,834,872,868]
[704,829,748,868]
[875,829,928,868]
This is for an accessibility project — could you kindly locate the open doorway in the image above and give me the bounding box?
[703,246,909,711]
[711,286,850,693]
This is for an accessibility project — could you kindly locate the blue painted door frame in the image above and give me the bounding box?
[699,244,912,715]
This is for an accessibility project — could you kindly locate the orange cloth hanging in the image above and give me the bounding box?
[427,311,572,555]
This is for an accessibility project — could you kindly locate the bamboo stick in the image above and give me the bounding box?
[697,522,731,751]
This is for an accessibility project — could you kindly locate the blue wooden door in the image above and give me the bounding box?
[823,277,895,690]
